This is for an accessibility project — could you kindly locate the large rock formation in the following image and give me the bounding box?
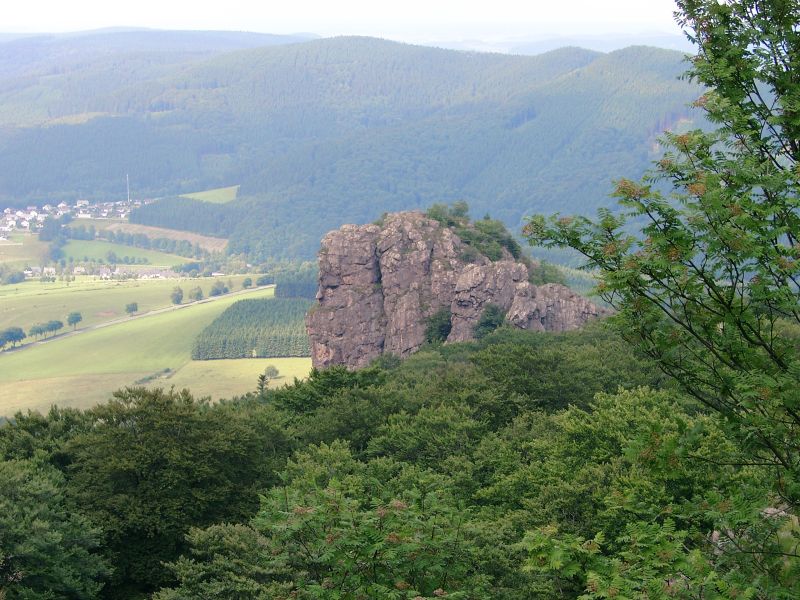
[307,211,607,369]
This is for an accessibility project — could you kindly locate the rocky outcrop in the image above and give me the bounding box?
[307,211,608,369]
[507,282,604,332]
[449,260,528,341]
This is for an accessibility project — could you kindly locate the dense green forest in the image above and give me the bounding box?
[0,29,313,126]
[1,324,671,598]
[274,263,320,299]
[192,298,312,359]
[5,316,794,597]
[1,33,699,259]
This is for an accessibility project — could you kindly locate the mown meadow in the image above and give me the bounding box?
[0,283,312,415]
[0,274,258,333]
[0,232,49,268]
[60,239,190,266]
[179,185,240,204]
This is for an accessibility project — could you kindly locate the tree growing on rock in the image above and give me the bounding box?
[473,303,506,339]
[424,307,452,344]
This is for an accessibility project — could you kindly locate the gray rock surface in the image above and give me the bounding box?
[306,211,608,369]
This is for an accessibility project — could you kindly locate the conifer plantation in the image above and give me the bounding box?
[191,298,312,359]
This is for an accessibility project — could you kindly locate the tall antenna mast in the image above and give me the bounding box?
[126,173,130,203]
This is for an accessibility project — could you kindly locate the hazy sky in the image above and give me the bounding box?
[4,0,683,41]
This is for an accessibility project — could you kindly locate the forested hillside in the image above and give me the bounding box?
[0,34,700,258]
[6,316,793,597]
[0,324,671,598]
[0,29,314,125]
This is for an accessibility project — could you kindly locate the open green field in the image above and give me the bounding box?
[80,218,126,230]
[0,285,312,416]
[180,185,239,204]
[101,222,228,252]
[0,232,48,267]
[0,275,259,334]
[62,239,189,266]
[153,357,312,401]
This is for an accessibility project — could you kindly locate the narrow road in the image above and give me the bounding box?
[2,284,275,354]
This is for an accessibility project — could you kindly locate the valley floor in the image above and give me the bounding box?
[0,284,312,416]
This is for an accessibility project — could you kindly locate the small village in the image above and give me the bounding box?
[0,197,187,281]
[0,198,146,240]
[20,263,182,281]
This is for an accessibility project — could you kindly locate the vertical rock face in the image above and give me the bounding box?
[307,211,608,369]
[375,213,465,358]
[309,224,386,369]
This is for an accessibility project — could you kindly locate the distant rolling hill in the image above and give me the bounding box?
[0,29,315,126]
[0,33,701,259]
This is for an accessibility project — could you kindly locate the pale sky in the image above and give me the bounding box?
[3,0,683,42]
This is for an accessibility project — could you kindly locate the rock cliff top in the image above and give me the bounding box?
[306,211,607,369]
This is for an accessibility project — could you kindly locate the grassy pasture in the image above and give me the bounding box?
[0,373,150,415]
[0,232,48,268]
[62,239,189,266]
[153,357,312,401]
[180,185,239,204]
[80,218,126,230]
[0,275,257,334]
[0,285,307,416]
[101,222,228,253]
[0,358,312,416]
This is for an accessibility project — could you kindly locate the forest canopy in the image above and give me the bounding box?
[525,0,800,595]
[0,324,668,598]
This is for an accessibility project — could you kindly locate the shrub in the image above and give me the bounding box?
[474,303,506,339]
[424,307,452,343]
